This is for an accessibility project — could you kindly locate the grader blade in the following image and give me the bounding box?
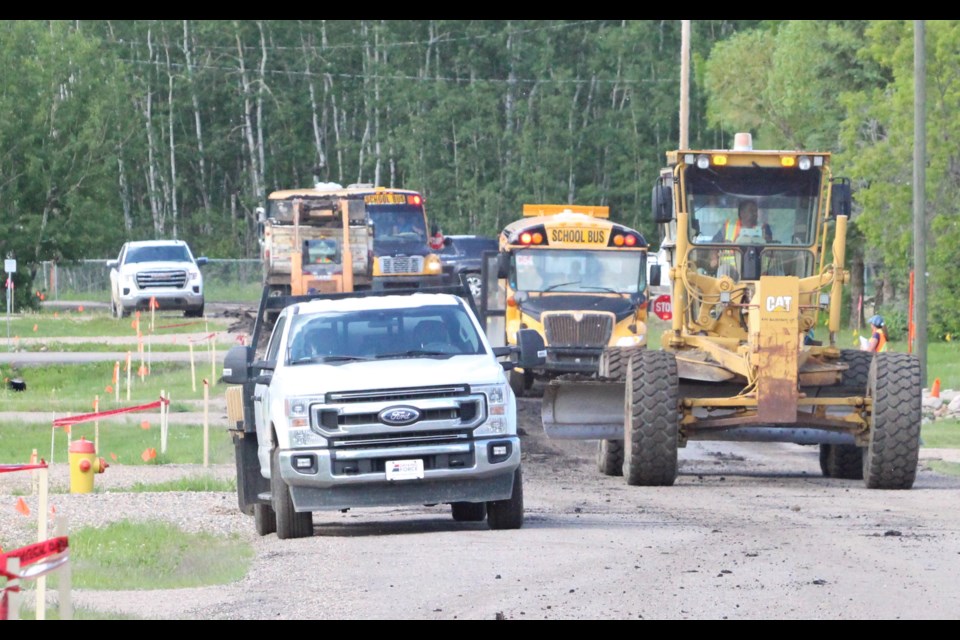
[541,379,625,440]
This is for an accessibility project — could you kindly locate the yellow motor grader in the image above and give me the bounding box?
[541,133,922,489]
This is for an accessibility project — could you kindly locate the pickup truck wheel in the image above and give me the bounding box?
[863,353,921,489]
[271,448,313,539]
[112,300,127,319]
[596,439,624,476]
[623,350,679,486]
[254,502,277,536]
[451,501,487,522]
[487,467,524,530]
[184,303,204,319]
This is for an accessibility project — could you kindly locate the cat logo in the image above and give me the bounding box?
[765,295,793,312]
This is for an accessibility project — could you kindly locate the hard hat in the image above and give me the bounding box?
[868,314,884,327]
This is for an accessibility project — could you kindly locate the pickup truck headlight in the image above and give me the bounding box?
[188,269,202,282]
[285,396,327,447]
[472,383,512,437]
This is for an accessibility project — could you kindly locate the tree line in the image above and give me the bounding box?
[0,20,955,339]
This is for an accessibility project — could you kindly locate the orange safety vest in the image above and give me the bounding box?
[872,328,888,352]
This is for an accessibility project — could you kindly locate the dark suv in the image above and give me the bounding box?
[439,235,499,303]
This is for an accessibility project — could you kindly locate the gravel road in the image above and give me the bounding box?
[3,394,959,620]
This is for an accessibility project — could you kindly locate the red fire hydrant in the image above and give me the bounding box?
[68,437,108,494]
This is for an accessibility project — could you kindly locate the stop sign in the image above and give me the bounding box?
[652,294,672,321]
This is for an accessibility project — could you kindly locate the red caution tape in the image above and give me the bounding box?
[154,320,205,330]
[0,463,48,475]
[52,396,171,428]
[188,333,217,343]
[0,536,69,579]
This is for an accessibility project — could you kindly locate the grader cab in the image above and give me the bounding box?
[541,133,922,490]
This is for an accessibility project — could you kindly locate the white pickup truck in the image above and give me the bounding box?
[106,239,207,318]
[222,285,545,539]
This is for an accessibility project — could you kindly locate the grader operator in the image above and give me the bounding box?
[541,133,922,490]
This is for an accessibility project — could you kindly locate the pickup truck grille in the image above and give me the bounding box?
[379,255,424,275]
[136,270,187,289]
[543,311,613,348]
[312,385,485,447]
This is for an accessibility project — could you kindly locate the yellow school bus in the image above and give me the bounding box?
[484,204,650,396]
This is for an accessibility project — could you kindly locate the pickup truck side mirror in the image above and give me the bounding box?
[251,359,275,385]
[195,257,209,267]
[222,346,253,384]
[515,329,546,369]
[106,260,118,269]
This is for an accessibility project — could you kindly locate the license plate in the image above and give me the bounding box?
[385,459,424,481]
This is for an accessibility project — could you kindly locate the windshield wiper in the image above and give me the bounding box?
[290,354,372,365]
[375,350,452,359]
[544,280,579,292]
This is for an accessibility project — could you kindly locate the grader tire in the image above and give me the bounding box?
[623,350,679,486]
[818,444,864,480]
[863,353,921,490]
[599,347,630,380]
[596,439,624,476]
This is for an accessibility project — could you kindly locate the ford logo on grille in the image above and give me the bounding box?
[379,405,421,426]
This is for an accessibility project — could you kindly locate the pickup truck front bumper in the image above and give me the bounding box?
[277,436,521,511]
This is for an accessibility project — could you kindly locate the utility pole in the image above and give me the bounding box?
[914,20,927,386]
[680,20,690,149]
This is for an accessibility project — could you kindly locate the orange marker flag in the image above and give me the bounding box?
[77,305,84,313]
[15,497,30,516]
[140,420,151,430]
[110,452,118,461]
[105,385,113,393]
[53,311,59,318]
[33,324,38,332]
[141,448,157,462]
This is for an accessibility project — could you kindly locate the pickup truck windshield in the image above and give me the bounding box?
[287,303,487,364]
[126,245,193,264]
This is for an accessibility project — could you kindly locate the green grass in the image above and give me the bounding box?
[48,519,253,590]
[16,341,203,353]
[0,420,235,466]
[126,475,236,492]
[921,418,960,448]
[0,361,228,413]
[3,310,231,339]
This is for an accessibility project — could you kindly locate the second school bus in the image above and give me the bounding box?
[481,204,650,396]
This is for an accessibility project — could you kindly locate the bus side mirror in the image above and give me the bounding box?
[831,178,852,218]
[649,264,662,288]
[496,252,510,279]
[651,180,673,224]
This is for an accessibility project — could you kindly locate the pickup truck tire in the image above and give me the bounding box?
[596,439,624,476]
[271,448,313,539]
[451,501,487,522]
[819,444,864,480]
[623,350,679,487]
[254,502,277,536]
[863,353,921,490]
[185,303,204,319]
[112,299,128,319]
[487,467,524,530]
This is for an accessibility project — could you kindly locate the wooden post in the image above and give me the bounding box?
[210,332,216,388]
[160,389,167,455]
[126,351,132,401]
[30,448,38,495]
[189,341,196,392]
[35,464,48,620]
[113,361,120,403]
[203,379,210,467]
[94,395,99,453]
[6,557,20,620]
[56,514,72,620]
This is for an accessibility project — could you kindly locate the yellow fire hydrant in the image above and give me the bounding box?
[69,436,108,494]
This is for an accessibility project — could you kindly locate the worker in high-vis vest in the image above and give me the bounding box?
[713,200,773,244]
[865,314,888,352]
[709,200,772,279]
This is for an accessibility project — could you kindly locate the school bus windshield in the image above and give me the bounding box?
[369,206,428,243]
[513,249,645,294]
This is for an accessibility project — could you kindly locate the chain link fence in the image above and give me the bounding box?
[36,259,263,304]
